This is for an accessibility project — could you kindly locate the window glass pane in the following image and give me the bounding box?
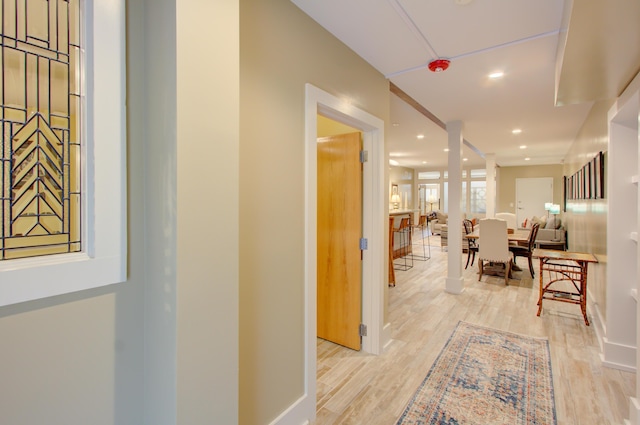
[443,182,448,213]
[470,181,486,213]
[461,181,467,213]
[443,170,468,179]
[470,169,486,178]
[418,171,440,180]
[1,0,81,260]
[418,184,439,213]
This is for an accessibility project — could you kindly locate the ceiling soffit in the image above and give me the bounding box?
[556,0,640,105]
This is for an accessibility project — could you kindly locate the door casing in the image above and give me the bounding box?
[286,84,386,424]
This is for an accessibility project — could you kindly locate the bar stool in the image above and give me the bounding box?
[411,215,431,261]
[393,216,413,271]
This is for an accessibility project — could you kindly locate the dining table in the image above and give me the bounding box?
[465,227,531,272]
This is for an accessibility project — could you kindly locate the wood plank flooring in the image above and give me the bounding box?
[315,233,635,424]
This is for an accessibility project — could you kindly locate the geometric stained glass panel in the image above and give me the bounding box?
[1,0,81,260]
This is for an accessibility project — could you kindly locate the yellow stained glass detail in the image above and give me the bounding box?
[1,0,81,260]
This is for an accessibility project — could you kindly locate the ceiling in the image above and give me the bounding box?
[291,0,640,170]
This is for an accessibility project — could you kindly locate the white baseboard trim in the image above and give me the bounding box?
[601,337,636,372]
[269,394,313,425]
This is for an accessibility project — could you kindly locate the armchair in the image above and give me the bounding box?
[495,212,517,229]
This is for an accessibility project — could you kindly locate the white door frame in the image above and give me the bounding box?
[289,83,385,423]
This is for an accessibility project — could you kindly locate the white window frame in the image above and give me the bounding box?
[0,0,126,306]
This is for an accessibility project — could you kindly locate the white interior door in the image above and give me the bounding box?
[515,177,553,226]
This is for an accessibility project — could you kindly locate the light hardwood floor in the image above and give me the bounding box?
[315,232,635,424]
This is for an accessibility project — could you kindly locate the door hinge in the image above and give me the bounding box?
[359,323,367,337]
[359,150,368,163]
[359,238,368,250]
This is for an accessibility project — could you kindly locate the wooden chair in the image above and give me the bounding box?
[463,219,478,269]
[478,218,513,285]
[509,222,540,277]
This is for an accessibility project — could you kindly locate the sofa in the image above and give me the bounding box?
[429,211,448,235]
[520,215,567,250]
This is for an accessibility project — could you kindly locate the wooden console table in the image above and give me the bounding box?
[533,248,598,325]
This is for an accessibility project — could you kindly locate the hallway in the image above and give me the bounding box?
[316,233,634,424]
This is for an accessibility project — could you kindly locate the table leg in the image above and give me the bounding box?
[580,261,590,325]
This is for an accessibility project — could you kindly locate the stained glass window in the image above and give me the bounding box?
[1,0,81,260]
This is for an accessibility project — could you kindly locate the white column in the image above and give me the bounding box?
[445,121,464,294]
[485,153,496,218]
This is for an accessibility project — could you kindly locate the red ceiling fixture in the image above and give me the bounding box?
[428,59,450,73]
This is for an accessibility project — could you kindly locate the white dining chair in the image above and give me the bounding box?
[478,218,513,285]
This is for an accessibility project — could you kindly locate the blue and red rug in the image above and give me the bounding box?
[397,321,556,425]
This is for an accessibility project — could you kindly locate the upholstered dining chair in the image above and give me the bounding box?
[478,218,513,285]
[463,219,478,269]
[509,222,540,277]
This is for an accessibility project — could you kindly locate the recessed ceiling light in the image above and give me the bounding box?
[489,71,504,79]
[463,158,468,161]
[392,123,400,127]
[422,161,427,164]
[444,148,450,152]
[524,157,530,161]
[389,159,399,166]
[417,134,425,139]
[512,128,522,134]
[520,145,527,149]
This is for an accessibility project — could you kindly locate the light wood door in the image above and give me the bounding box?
[317,132,362,350]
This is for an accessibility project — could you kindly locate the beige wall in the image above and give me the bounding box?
[563,99,613,323]
[0,1,241,424]
[496,164,564,216]
[239,1,390,424]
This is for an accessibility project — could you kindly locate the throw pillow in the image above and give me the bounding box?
[545,216,556,229]
[532,215,547,228]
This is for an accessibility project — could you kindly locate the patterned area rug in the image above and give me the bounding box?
[397,321,556,425]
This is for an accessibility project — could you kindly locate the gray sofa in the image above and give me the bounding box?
[519,215,567,250]
[534,227,567,249]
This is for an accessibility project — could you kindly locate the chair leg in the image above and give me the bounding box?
[470,250,476,267]
[528,255,535,277]
[465,250,471,269]
[504,261,511,285]
[478,260,483,281]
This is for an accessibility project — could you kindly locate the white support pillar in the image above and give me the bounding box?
[445,121,464,294]
[485,153,496,218]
